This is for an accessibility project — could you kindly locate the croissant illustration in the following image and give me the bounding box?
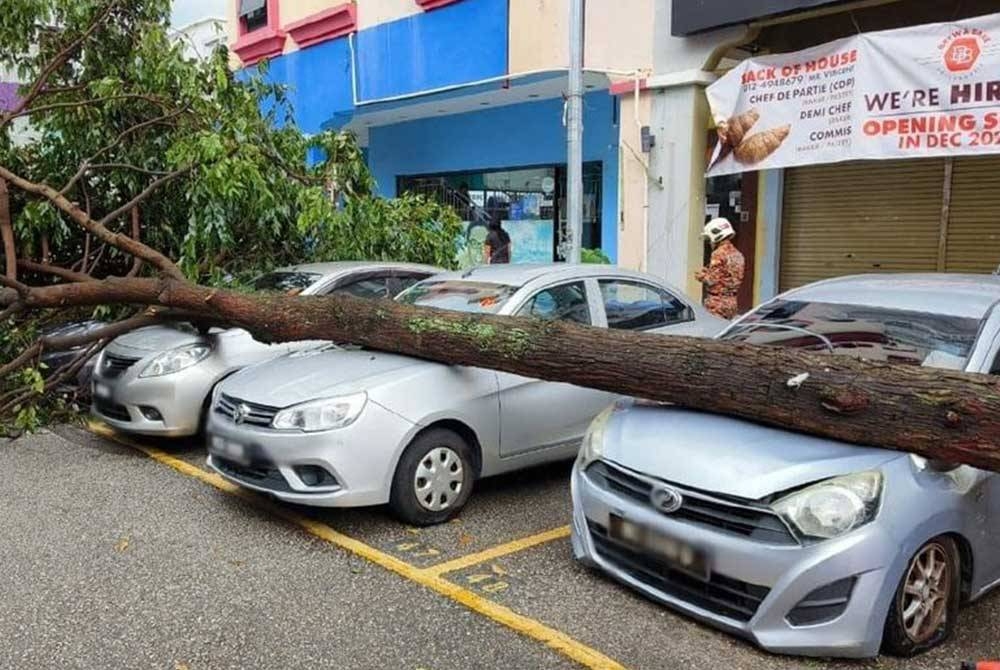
[718,108,760,147]
[733,124,791,164]
[711,108,760,168]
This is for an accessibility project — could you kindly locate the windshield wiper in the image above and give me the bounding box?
[724,322,835,353]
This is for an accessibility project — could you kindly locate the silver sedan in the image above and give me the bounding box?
[572,273,1000,658]
[206,263,727,525]
[91,262,441,436]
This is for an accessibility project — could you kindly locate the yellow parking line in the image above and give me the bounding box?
[423,526,570,577]
[87,423,625,670]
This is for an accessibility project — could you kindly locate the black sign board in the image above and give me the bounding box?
[672,0,850,35]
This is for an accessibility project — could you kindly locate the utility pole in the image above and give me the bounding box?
[565,0,584,264]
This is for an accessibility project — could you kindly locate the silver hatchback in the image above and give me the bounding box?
[572,274,1000,658]
[206,263,727,525]
[91,262,440,436]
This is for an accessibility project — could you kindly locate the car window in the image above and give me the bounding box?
[393,275,426,294]
[335,277,391,300]
[723,299,981,368]
[516,282,591,325]
[251,271,322,293]
[599,280,690,330]
[397,280,519,314]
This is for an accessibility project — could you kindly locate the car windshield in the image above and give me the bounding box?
[721,299,982,369]
[396,280,519,314]
[251,271,322,293]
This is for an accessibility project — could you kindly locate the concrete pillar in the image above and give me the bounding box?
[646,80,712,298]
[616,91,652,272]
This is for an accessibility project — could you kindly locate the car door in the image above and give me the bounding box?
[497,280,617,458]
[597,278,697,336]
[332,275,393,300]
[974,333,1000,585]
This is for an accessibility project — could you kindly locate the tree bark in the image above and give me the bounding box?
[126,206,142,277]
[0,178,15,280]
[7,275,1000,472]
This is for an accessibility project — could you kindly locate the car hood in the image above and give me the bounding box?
[110,324,209,353]
[601,405,902,500]
[221,348,429,407]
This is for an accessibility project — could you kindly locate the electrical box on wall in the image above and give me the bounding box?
[641,126,655,152]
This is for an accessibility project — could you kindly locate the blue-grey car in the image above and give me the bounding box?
[572,274,1000,658]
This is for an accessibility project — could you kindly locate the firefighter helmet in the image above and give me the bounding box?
[703,218,735,244]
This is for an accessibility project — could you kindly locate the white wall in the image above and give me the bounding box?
[642,0,751,296]
[172,17,227,61]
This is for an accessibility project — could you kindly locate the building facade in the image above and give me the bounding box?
[226,0,655,266]
[645,0,1000,307]
[171,15,227,61]
[228,0,1000,304]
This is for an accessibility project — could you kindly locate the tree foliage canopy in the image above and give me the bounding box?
[0,0,460,431]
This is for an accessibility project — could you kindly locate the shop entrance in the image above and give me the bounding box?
[704,163,757,312]
[399,162,602,267]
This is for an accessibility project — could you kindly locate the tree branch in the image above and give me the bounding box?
[17,259,95,283]
[0,342,42,380]
[0,273,32,298]
[97,164,195,230]
[87,163,173,176]
[60,105,191,196]
[126,207,142,278]
[4,93,172,123]
[0,178,15,280]
[0,164,185,280]
[0,1,121,128]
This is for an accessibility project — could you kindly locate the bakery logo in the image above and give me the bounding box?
[939,28,990,74]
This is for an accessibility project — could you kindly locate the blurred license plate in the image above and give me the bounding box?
[609,515,710,580]
[211,436,249,465]
[93,383,111,399]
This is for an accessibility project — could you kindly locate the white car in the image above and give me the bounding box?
[206,263,728,525]
[91,262,441,436]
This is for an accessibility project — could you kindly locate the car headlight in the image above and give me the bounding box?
[271,392,367,432]
[579,404,615,466]
[139,344,212,378]
[772,471,883,540]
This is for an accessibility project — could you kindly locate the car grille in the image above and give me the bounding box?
[588,521,770,622]
[586,461,797,545]
[213,457,292,492]
[214,393,280,427]
[94,397,131,422]
[101,353,141,378]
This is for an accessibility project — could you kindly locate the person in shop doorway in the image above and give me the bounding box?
[695,217,745,319]
[483,211,512,264]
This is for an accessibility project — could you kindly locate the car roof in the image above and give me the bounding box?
[422,263,663,287]
[275,261,443,277]
[781,273,1000,319]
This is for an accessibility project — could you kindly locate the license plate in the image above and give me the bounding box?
[93,382,111,399]
[609,514,710,580]
[211,436,249,466]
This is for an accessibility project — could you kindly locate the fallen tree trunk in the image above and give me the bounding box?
[7,275,1000,472]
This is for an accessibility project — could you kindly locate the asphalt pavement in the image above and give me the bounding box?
[1,425,999,669]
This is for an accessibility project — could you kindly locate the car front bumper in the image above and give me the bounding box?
[205,399,415,508]
[570,458,901,659]
[90,349,221,437]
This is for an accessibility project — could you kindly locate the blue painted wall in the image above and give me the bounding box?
[356,0,508,102]
[368,92,620,261]
[258,37,355,134]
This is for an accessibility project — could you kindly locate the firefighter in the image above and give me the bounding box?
[695,217,745,319]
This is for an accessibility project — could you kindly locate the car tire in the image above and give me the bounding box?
[389,428,475,526]
[882,535,961,657]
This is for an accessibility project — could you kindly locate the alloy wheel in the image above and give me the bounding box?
[413,446,464,511]
[901,542,952,643]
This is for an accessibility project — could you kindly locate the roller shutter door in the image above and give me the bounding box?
[779,159,945,292]
[945,155,1000,274]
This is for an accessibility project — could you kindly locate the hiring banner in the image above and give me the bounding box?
[705,12,1000,175]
